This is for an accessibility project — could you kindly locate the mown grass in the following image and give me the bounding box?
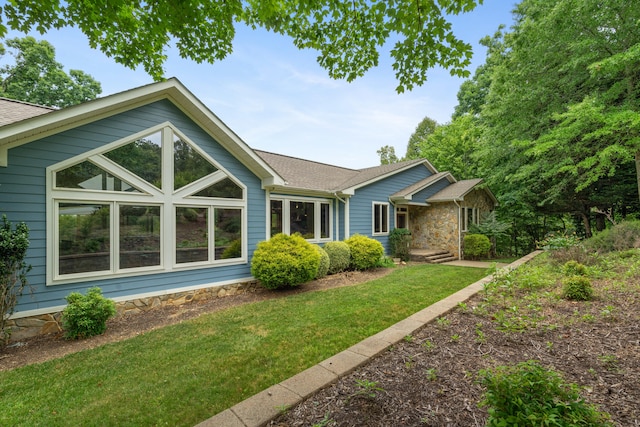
[0,264,487,426]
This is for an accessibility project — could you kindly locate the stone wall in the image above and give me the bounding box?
[5,280,259,342]
[408,189,496,259]
[410,204,460,257]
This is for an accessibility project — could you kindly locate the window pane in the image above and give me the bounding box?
[173,136,218,190]
[192,177,243,199]
[56,160,140,192]
[320,203,330,239]
[215,208,242,260]
[119,205,161,269]
[104,131,162,189]
[374,204,381,233]
[381,204,388,233]
[176,207,208,264]
[290,201,314,239]
[59,203,110,275]
[270,200,283,237]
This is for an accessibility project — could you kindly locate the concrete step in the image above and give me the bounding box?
[409,249,458,264]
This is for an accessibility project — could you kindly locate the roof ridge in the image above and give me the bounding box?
[254,149,358,172]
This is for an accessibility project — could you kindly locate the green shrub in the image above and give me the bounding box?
[345,234,384,271]
[313,244,330,279]
[251,233,320,289]
[562,260,587,276]
[62,287,116,339]
[323,241,351,274]
[585,220,640,254]
[463,233,491,260]
[0,215,32,344]
[537,232,582,250]
[389,228,411,261]
[479,360,611,427]
[562,275,593,301]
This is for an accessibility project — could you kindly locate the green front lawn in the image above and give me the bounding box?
[0,264,487,426]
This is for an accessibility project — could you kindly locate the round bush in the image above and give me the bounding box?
[323,241,351,274]
[562,275,593,301]
[313,244,330,279]
[562,260,587,276]
[464,233,491,260]
[251,233,320,289]
[345,234,384,271]
[62,287,116,339]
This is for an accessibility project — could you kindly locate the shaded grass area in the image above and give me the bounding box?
[0,264,487,426]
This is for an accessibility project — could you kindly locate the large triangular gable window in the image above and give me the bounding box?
[48,123,246,284]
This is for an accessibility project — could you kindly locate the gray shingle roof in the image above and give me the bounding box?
[390,172,453,198]
[427,178,484,202]
[255,150,428,193]
[0,98,54,126]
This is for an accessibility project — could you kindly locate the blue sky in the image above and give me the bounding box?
[3,1,517,169]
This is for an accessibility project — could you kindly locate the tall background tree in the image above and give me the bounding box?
[0,0,483,93]
[405,116,437,160]
[0,36,101,107]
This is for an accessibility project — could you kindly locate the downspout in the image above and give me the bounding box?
[333,192,347,241]
[454,200,462,260]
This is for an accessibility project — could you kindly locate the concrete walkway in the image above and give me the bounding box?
[195,253,540,427]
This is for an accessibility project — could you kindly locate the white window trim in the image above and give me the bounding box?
[269,195,333,242]
[372,201,390,236]
[46,122,247,285]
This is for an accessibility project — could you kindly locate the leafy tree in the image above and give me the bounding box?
[0,0,483,92]
[376,145,399,165]
[405,116,437,160]
[417,114,481,178]
[0,36,101,107]
[476,0,640,239]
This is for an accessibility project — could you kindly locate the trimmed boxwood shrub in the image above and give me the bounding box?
[345,234,384,271]
[62,287,116,339]
[313,244,330,279]
[562,275,593,301]
[251,233,320,289]
[464,233,491,260]
[323,241,351,274]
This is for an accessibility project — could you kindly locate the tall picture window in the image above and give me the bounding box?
[48,124,246,283]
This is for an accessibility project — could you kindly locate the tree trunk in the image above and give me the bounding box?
[581,211,592,238]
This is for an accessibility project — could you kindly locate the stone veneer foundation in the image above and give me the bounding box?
[5,280,259,342]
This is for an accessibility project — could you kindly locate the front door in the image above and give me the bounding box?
[396,206,408,229]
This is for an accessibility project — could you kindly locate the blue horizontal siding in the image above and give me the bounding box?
[349,164,433,252]
[2,99,267,315]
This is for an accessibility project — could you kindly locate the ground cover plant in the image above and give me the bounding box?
[271,249,640,426]
[0,263,487,426]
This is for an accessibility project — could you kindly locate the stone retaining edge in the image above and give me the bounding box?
[195,251,543,427]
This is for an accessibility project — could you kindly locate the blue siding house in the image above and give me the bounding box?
[0,79,496,339]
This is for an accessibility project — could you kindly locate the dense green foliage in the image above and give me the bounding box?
[345,234,384,270]
[323,241,351,274]
[479,360,611,426]
[0,216,32,344]
[562,275,593,302]
[388,228,411,261]
[313,244,330,279]
[389,0,640,256]
[0,36,101,107]
[251,233,320,289]
[62,287,116,339]
[584,220,640,254]
[405,116,438,160]
[463,233,491,260]
[1,1,483,92]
